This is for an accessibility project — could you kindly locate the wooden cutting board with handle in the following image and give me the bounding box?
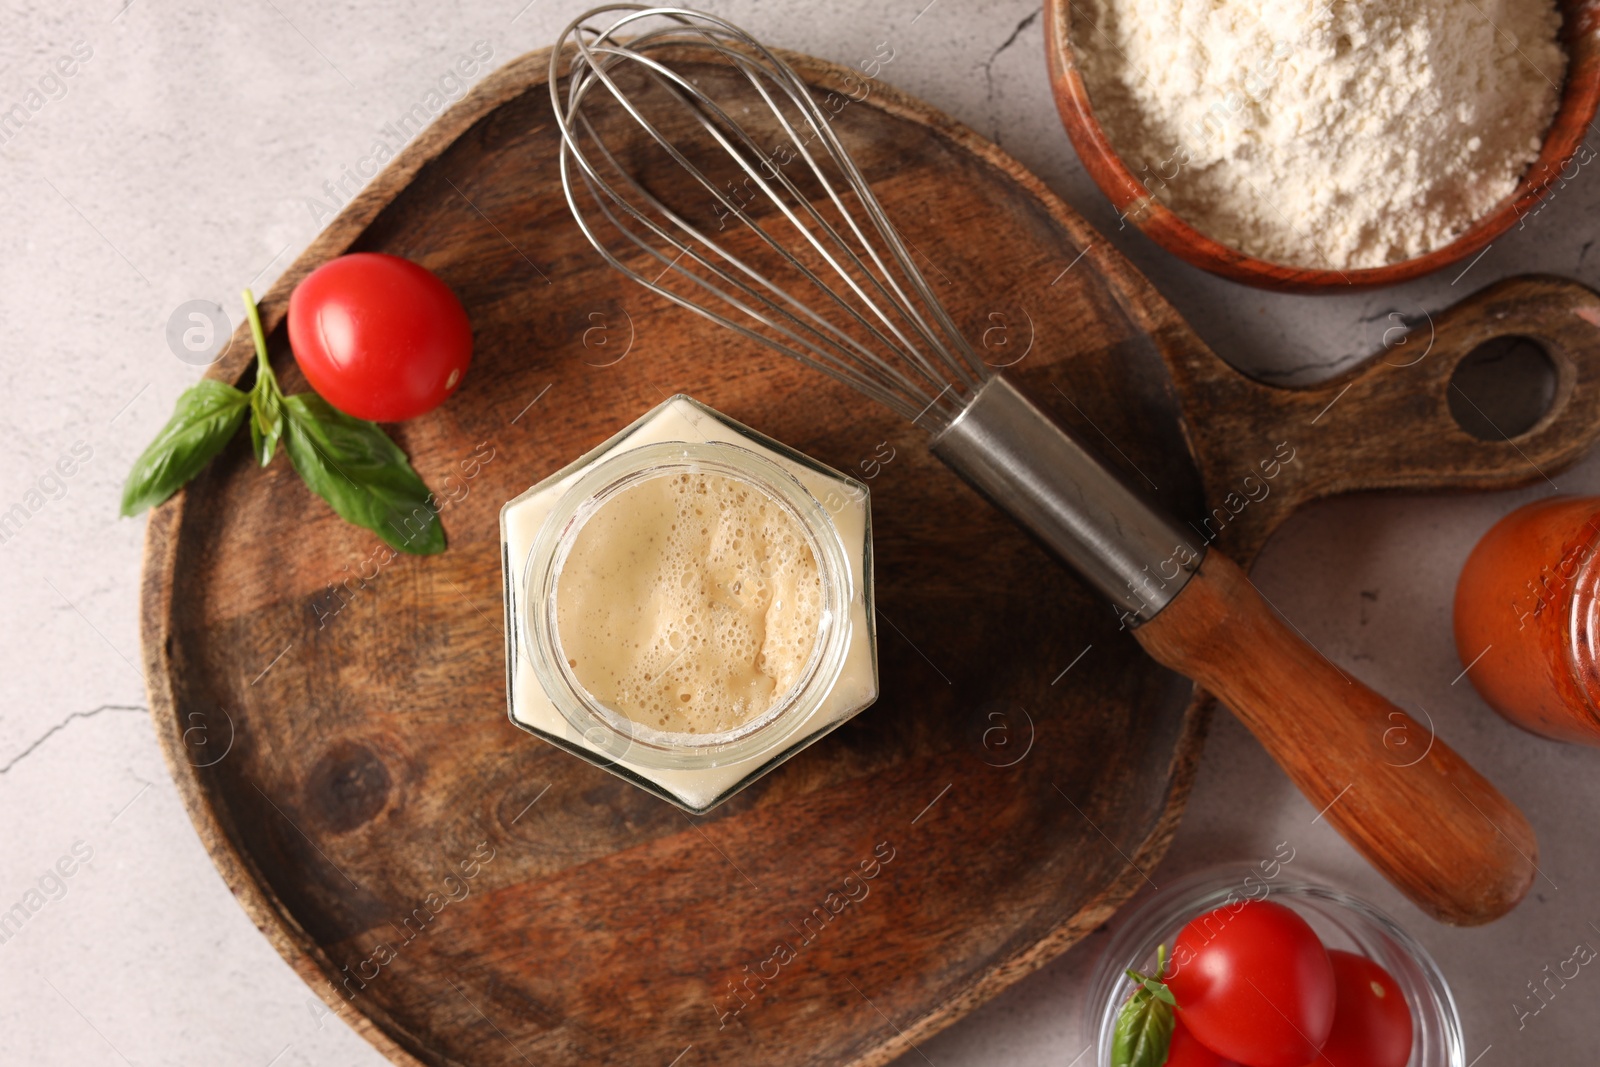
[139,45,1600,1067]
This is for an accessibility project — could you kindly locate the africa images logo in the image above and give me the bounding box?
[306,41,496,226]
[0,40,93,146]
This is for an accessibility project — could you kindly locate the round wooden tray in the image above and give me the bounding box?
[139,45,1600,1067]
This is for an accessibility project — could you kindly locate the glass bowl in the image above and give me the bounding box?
[1086,867,1464,1067]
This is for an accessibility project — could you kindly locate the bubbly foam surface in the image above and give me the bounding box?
[554,470,822,734]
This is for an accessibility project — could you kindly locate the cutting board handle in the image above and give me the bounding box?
[1292,274,1600,489]
[1136,551,1536,926]
[1159,275,1600,563]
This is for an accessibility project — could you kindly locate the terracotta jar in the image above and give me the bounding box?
[1454,496,1600,745]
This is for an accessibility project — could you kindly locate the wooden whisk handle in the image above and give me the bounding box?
[1135,551,1536,926]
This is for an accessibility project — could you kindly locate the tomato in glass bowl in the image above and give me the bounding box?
[1089,867,1462,1067]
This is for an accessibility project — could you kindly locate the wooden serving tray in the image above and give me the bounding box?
[139,46,1600,1067]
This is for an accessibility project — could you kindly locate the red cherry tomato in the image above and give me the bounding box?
[288,252,472,422]
[1314,951,1413,1067]
[1166,900,1335,1067]
[1165,1018,1242,1067]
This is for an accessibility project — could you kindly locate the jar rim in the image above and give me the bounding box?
[1564,511,1600,722]
[522,438,853,770]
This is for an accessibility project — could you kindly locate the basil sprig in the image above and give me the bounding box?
[1112,944,1177,1067]
[282,393,446,554]
[121,289,445,555]
[119,379,250,516]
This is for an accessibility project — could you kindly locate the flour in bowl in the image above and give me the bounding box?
[1073,0,1566,269]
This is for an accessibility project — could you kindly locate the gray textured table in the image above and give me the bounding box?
[2,0,1595,1063]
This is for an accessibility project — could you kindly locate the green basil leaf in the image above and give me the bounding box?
[1111,985,1175,1067]
[120,379,249,516]
[251,382,283,467]
[280,392,445,555]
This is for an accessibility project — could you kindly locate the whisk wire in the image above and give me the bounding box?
[566,37,956,412]
[569,50,946,406]
[675,37,981,381]
[709,50,988,397]
[559,48,933,417]
[552,5,988,429]
[564,113,933,417]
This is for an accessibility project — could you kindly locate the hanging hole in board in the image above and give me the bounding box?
[1447,335,1557,441]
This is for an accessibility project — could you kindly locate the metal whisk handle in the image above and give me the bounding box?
[931,375,1535,925]
[929,376,1202,627]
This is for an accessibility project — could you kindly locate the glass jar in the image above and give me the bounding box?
[500,394,878,813]
[1086,868,1464,1067]
[1454,496,1600,745]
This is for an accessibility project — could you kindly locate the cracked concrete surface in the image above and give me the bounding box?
[4,0,1600,1065]
[981,9,1039,144]
[0,704,145,776]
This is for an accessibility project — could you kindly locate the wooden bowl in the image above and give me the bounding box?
[1043,0,1600,293]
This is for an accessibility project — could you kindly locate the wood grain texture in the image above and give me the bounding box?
[1136,552,1537,925]
[1043,0,1600,292]
[1147,274,1600,560]
[138,44,1600,1067]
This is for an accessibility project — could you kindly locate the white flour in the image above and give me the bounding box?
[1074,0,1566,269]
